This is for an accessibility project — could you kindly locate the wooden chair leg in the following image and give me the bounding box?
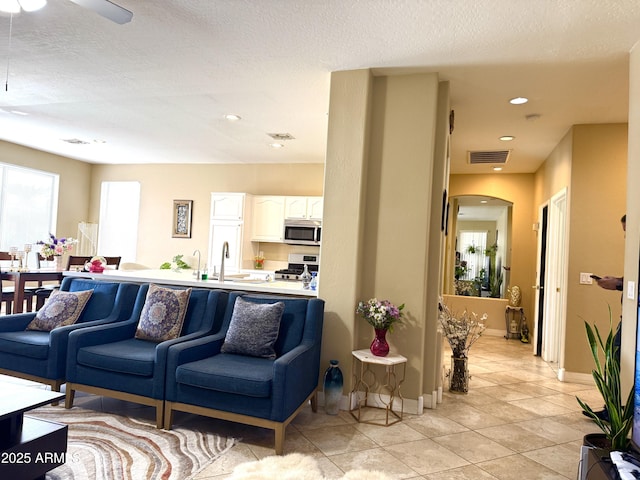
[274,425,285,455]
[155,400,164,429]
[163,402,174,430]
[51,380,62,406]
[65,388,75,409]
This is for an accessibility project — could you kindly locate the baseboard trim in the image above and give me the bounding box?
[327,391,422,415]
[560,370,594,385]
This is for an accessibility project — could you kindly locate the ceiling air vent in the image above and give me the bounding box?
[62,138,90,145]
[468,150,511,165]
[267,133,295,141]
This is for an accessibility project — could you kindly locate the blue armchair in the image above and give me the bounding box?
[164,293,325,455]
[64,286,228,428]
[0,278,140,393]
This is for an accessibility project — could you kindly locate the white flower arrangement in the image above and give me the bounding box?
[356,298,405,332]
[437,298,487,358]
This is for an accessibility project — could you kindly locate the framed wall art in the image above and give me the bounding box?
[172,200,193,238]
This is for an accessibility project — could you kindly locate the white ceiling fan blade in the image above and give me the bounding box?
[68,0,132,24]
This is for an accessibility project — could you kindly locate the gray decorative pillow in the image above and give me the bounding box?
[134,284,191,342]
[221,297,285,359]
[26,289,94,332]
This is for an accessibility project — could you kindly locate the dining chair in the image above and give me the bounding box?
[66,255,122,271]
[34,253,62,309]
[0,253,36,313]
[36,256,122,309]
[0,271,18,314]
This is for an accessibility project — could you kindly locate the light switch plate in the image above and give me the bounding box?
[628,281,636,300]
[579,272,593,285]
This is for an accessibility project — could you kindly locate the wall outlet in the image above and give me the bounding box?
[579,272,593,285]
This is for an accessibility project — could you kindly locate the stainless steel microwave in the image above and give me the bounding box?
[283,220,321,246]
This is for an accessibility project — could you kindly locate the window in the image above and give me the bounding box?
[98,181,140,262]
[0,163,59,255]
[459,230,488,280]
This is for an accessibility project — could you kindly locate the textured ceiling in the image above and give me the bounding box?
[0,0,638,173]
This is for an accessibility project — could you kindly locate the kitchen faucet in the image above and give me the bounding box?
[219,241,229,282]
[193,249,201,279]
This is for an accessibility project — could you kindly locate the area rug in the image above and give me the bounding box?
[228,453,391,480]
[29,406,236,480]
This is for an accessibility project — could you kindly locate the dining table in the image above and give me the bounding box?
[0,269,64,314]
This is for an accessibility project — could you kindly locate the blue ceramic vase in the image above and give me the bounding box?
[323,359,343,415]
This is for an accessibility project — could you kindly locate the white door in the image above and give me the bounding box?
[542,188,568,371]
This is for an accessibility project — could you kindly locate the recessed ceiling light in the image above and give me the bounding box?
[480,200,488,204]
[509,97,528,105]
[269,143,284,149]
[500,135,515,141]
[492,166,503,171]
[223,114,241,121]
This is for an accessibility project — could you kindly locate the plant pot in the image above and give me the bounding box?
[583,433,611,450]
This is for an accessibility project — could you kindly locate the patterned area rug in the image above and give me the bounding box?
[30,406,236,480]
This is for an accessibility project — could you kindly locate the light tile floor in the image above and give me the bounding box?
[186,335,600,479]
[4,335,601,479]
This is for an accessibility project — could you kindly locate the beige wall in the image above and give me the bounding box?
[534,124,628,375]
[533,129,572,205]
[88,163,324,269]
[566,124,627,374]
[448,174,537,325]
[443,294,509,332]
[0,141,92,239]
[620,45,640,391]
[322,70,445,405]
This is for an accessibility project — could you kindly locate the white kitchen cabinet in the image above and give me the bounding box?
[210,193,245,220]
[208,221,243,273]
[284,196,323,220]
[306,196,323,220]
[252,196,285,242]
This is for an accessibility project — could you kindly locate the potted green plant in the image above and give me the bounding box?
[576,307,633,451]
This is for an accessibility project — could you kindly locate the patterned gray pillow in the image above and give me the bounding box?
[221,297,285,359]
[26,289,93,332]
[134,284,192,342]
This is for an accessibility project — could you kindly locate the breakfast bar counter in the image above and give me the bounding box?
[62,269,318,297]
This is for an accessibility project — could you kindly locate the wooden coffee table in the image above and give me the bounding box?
[0,385,67,479]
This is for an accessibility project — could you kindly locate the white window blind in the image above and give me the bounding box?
[459,230,488,280]
[97,181,140,262]
[0,163,59,265]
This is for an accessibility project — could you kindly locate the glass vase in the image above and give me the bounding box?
[54,255,64,271]
[449,355,469,394]
[370,328,390,357]
[323,360,343,415]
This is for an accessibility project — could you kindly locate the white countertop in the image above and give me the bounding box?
[63,269,318,297]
